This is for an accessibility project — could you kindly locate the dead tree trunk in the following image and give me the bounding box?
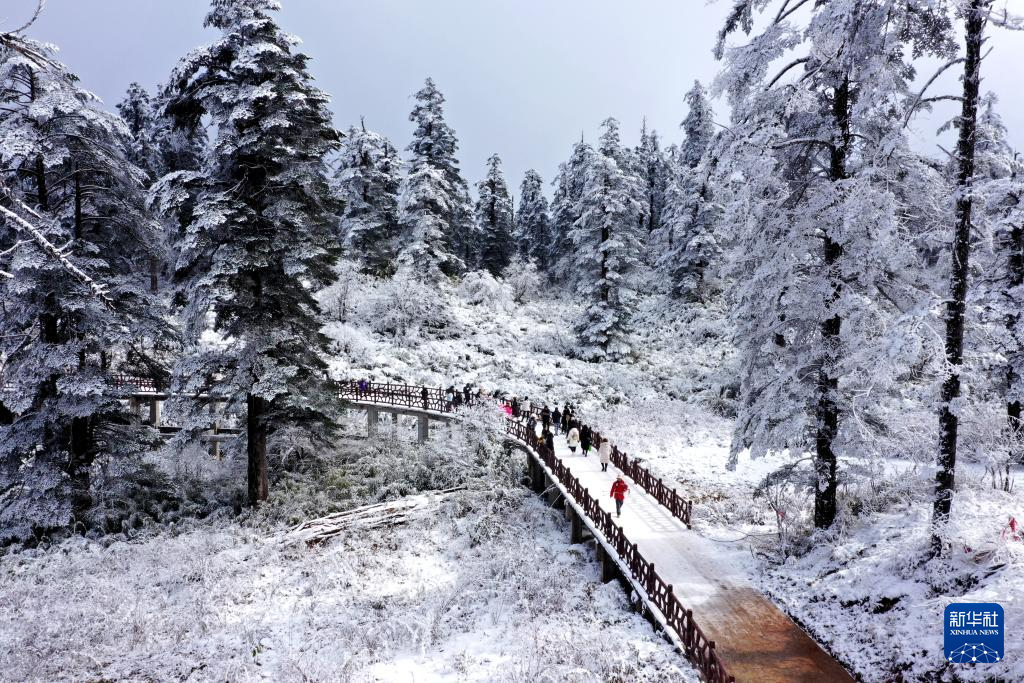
[933,0,989,554]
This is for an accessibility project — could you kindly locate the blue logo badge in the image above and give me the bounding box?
[944,603,1004,664]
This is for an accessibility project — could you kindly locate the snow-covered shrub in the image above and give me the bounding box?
[360,271,457,342]
[318,258,366,323]
[458,269,507,308]
[502,256,542,304]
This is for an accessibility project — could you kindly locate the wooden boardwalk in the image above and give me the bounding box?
[543,436,854,683]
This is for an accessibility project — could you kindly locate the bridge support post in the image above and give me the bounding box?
[597,544,619,583]
[529,457,545,494]
[128,396,140,417]
[367,407,379,438]
[148,398,161,427]
[392,411,398,425]
[545,475,563,509]
[417,414,429,443]
[567,506,583,543]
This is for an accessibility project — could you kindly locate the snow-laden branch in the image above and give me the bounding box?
[0,189,113,305]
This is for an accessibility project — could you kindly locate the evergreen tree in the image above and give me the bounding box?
[0,40,165,538]
[474,154,515,275]
[635,121,668,237]
[549,139,594,281]
[334,120,402,276]
[514,169,552,269]
[398,78,474,278]
[162,0,341,506]
[570,119,644,360]
[716,0,954,528]
[116,83,162,180]
[659,81,722,300]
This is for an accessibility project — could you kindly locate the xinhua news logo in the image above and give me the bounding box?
[944,603,1004,664]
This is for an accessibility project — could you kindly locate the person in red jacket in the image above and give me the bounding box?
[610,475,629,517]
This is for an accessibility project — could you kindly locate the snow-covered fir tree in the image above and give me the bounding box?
[334,120,402,277]
[659,81,722,300]
[0,40,166,538]
[514,169,552,269]
[549,138,595,281]
[715,0,954,528]
[635,121,668,237]
[569,119,645,360]
[474,154,515,276]
[162,0,341,506]
[398,78,474,278]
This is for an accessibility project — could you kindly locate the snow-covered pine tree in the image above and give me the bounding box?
[549,139,595,282]
[569,118,645,360]
[162,0,341,506]
[0,39,166,538]
[116,83,163,181]
[398,78,474,278]
[474,154,515,276]
[514,169,552,270]
[635,120,668,237]
[716,0,954,529]
[334,120,402,276]
[658,81,721,300]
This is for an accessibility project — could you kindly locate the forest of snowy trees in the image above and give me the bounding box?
[0,0,1021,577]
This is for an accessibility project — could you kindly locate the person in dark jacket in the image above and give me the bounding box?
[551,406,562,435]
[541,405,551,431]
[580,424,593,457]
[561,408,570,433]
[527,413,537,435]
[421,386,430,410]
[543,428,555,453]
[463,384,473,405]
[512,397,521,419]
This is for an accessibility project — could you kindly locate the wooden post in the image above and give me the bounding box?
[148,398,161,427]
[599,544,618,583]
[568,506,583,543]
[545,475,563,508]
[392,411,398,425]
[417,414,429,443]
[367,406,378,438]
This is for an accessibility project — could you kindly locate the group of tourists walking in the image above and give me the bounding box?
[504,397,630,517]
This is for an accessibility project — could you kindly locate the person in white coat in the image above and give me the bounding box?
[598,438,612,472]
[566,426,580,453]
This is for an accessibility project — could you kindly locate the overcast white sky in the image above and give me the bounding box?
[8,0,1024,192]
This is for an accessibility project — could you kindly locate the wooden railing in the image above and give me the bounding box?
[505,418,734,683]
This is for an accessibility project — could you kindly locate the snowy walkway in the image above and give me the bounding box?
[547,436,854,683]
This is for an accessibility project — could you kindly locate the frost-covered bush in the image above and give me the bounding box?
[502,256,542,304]
[458,269,508,308]
[360,271,458,341]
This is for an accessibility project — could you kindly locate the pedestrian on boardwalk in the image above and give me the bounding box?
[543,428,555,453]
[453,386,463,408]
[598,438,612,472]
[522,396,531,416]
[421,386,430,410]
[512,396,520,418]
[444,386,455,411]
[561,408,571,433]
[566,425,580,453]
[541,405,551,431]
[552,406,562,435]
[527,413,537,435]
[463,384,473,405]
[610,476,629,517]
[580,424,593,457]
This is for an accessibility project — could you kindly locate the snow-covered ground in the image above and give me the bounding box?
[0,484,694,682]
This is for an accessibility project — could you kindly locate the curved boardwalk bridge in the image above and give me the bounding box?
[114,377,854,683]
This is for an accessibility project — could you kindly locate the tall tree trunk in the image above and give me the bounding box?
[932,0,988,554]
[1007,221,1023,457]
[247,393,269,506]
[814,76,850,529]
